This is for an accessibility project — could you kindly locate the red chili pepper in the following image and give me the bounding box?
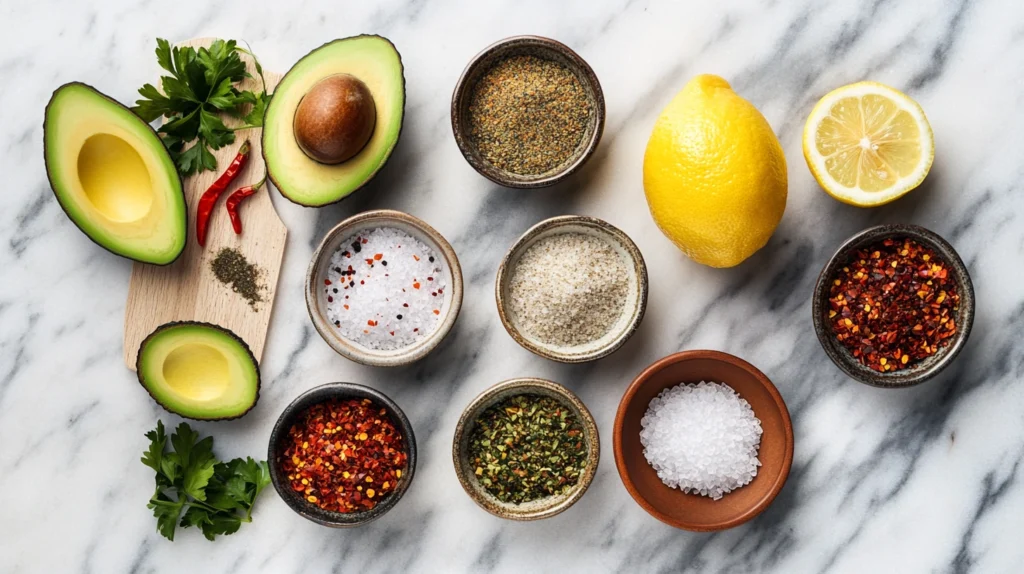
[196,140,250,247]
[225,176,265,235]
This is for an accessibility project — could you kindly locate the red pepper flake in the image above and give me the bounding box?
[433,309,440,315]
[327,296,333,303]
[324,279,332,286]
[413,255,420,261]
[279,398,407,513]
[365,259,374,266]
[413,282,420,289]
[367,320,377,327]
[827,237,960,372]
[374,253,383,261]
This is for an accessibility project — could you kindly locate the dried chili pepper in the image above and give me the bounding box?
[828,237,960,372]
[196,140,250,246]
[225,176,265,235]
[279,398,407,513]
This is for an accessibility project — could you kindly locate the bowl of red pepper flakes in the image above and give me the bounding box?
[812,224,975,388]
[268,383,415,527]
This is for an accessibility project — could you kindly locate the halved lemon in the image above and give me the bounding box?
[803,81,933,207]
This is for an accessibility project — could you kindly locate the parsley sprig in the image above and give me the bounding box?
[132,39,271,176]
[141,421,271,541]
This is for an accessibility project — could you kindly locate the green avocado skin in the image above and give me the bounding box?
[136,321,261,421]
[262,34,406,207]
[44,82,186,265]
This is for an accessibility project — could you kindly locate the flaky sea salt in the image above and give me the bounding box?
[324,228,445,350]
[639,381,762,500]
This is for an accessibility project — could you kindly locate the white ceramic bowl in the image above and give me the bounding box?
[306,209,463,367]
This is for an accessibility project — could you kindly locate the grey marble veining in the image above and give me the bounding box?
[2,0,1023,572]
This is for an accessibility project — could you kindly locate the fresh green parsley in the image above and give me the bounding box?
[141,420,271,541]
[132,38,271,176]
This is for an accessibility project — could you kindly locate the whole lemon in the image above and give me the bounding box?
[643,75,787,268]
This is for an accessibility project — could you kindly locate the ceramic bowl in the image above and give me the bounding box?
[812,223,975,388]
[450,35,606,188]
[306,209,464,367]
[268,382,417,527]
[495,215,648,363]
[613,350,794,532]
[452,378,600,520]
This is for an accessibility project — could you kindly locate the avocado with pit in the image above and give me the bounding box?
[137,322,260,421]
[263,35,405,207]
[44,83,186,265]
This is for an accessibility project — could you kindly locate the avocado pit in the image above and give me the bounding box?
[293,74,376,165]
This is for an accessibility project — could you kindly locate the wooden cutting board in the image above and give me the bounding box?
[123,38,287,370]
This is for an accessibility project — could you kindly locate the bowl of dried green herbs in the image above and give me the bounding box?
[451,35,605,188]
[452,378,600,520]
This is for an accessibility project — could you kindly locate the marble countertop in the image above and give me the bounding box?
[3,0,1023,572]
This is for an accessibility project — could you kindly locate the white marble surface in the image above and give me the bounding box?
[3,0,1024,572]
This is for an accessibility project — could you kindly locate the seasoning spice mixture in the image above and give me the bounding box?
[325,228,446,350]
[211,247,264,310]
[468,55,592,175]
[508,232,629,347]
[828,237,960,372]
[467,394,588,504]
[279,398,407,513]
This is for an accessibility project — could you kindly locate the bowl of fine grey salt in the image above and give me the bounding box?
[613,350,794,531]
[495,215,648,363]
[306,210,464,367]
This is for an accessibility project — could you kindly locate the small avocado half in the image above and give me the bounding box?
[137,322,260,421]
[263,35,405,207]
[44,83,186,265]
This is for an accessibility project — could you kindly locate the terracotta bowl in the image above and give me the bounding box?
[495,215,648,363]
[812,223,975,387]
[268,382,416,527]
[451,35,605,188]
[305,209,463,367]
[452,378,600,520]
[613,350,794,531]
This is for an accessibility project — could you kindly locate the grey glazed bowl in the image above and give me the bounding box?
[451,35,606,188]
[496,215,648,363]
[268,382,416,527]
[812,224,975,387]
[305,209,463,367]
[452,378,600,520]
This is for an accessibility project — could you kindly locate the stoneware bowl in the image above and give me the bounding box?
[812,223,975,388]
[613,350,794,532]
[452,378,600,520]
[450,35,606,188]
[268,382,417,527]
[306,209,463,367]
[495,215,647,363]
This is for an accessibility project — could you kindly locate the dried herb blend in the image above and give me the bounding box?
[468,55,592,175]
[828,237,960,372]
[467,394,588,504]
[211,247,264,310]
[279,398,407,513]
[508,232,629,347]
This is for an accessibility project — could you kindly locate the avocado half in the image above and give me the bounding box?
[44,83,186,265]
[137,322,260,421]
[263,35,405,207]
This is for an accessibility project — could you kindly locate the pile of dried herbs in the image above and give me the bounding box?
[467,394,587,504]
[211,247,264,310]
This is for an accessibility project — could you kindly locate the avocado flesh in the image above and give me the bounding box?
[263,35,405,206]
[44,83,186,265]
[137,322,260,420]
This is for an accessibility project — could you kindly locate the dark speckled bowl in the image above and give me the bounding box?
[812,224,975,388]
[452,378,599,520]
[451,35,605,188]
[268,383,416,527]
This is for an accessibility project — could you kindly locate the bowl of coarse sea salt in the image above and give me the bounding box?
[306,210,464,367]
[613,350,794,531]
